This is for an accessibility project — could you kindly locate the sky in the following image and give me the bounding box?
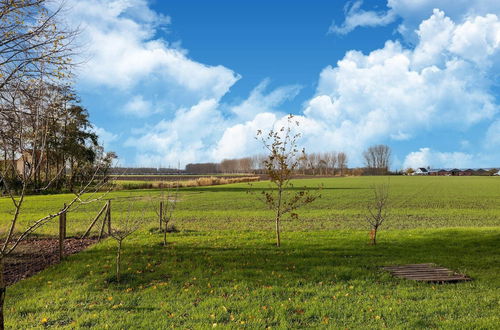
[67,0,500,169]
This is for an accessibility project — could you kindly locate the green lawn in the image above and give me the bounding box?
[7,229,500,328]
[2,176,500,328]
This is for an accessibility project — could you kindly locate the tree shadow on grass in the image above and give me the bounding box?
[71,229,500,292]
[181,186,367,193]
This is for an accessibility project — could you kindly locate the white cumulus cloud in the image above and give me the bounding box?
[125,80,301,166]
[93,126,119,150]
[70,0,240,102]
[330,0,500,40]
[329,1,397,35]
[297,10,500,166]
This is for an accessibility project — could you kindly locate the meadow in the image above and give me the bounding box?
[2,176,500,328]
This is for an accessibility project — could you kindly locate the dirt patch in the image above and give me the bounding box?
[3,238,97,286]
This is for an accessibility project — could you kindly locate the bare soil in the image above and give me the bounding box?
[3,238,97,286]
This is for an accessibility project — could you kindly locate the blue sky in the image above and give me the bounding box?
[68,0,500,169]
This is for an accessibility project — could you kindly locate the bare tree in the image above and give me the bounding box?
[297,152,308,175]
[109,202,144,283]
[256,115,320,247]
[363,144,391,175]
[306,153,317,175]
[239,157,253,173]
[0,1,112,327]
[158,183,179,246]
[0,0,79,92]
[251,154,266,173]
[318,153,328,175]
[329,151,338,175]
[366,183,389,245]
[0,144,111,328]
[337,152,348,176]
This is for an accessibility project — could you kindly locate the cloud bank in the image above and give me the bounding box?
[72,1,500,169]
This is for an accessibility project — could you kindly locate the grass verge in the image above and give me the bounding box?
[6,228,499,328]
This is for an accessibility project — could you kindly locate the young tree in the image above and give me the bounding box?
[109,203,144,283]
[256,115,320,247]
[158,183,179,246]
[365,183,389,245]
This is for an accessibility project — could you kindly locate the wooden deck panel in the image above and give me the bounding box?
[383,263,471,283]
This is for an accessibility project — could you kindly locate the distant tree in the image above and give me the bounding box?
[256,115,320,247]
[318,153,328,175]
[298,152,308,175]
[366,182,389,245]
[307,153,317,175]
[337,152,348,176]
[405,168,415,176]
[239,157,253,173]
[363,145,391,175]
[351,168,364,176]
[325,152,338,175]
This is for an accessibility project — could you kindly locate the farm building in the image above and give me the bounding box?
[413,168,429,175]
[474,169,488,176]
[0,150,47,178]
[409,168,499,176]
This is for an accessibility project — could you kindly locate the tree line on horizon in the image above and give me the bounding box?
[111,145,394,176]
[182,146,389,176]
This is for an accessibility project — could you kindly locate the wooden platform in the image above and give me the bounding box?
[383,263,471,283]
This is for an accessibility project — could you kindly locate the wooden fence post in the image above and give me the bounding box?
[59,203,67,261]
[81,203,108,239]
[98,208,107,242]
[107,200,112,235]
[159,201,163,232]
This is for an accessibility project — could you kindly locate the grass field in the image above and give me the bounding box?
[2,176,499,236]
[2,176,500,328]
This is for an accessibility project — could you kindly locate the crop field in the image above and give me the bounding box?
[2,176,500,328]
[3,176,499,236]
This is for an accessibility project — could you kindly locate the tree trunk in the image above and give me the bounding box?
[0,256,5,330]
[275,215,281,247]
[116,240,122,282]
[369,227,378,245]
[159,201,163,232]
[163,225,168,247]
[275,187,283,247]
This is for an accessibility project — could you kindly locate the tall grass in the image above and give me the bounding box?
[114,176,260,190]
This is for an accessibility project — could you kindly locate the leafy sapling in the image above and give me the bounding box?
[256,115,321,247]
